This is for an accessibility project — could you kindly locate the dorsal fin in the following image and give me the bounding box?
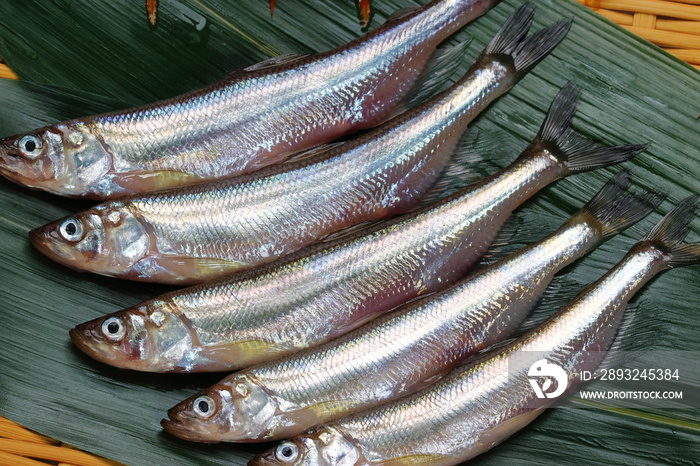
[391,38,474,117]
[242,53,310,72]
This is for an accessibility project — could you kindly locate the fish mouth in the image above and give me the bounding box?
[69,323,95,355]
[0,161,24,184]
[0,140,53,189]
[161,409,219,443]
[69,321,115,366]
[28,219,93,273]
[28,223,78,269]
[0,162,32,186]
[28,225,59,259]
[0,144,26,180]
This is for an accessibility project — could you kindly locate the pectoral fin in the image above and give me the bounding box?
[109,170,205,195]
[195,339,298,371]
[138,255,250,285]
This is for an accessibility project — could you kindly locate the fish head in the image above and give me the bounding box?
[251,427,362,466]
[162,373,279,442]
[69,301,195,372]
[0,122,112,197]
[29,204,153,279]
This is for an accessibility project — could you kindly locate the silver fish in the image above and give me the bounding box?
[0,0,501,199]
[68,72,644,375]
[252,197,700,466]
[160,170,661,443]
[28,3,555,285]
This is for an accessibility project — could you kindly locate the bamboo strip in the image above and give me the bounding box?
[59,442,106,466]
[0,438,122,466]
[622,24,700,47]
[663,47,700,62]
[0,450,53,466]
[633,12,657,28]
[581,0,700,22]
[593,7,634,25]
[671,0,700,5]
[60,441,78,466]
[0,63,19,79]
[656,18,700,34]
[0,417,60,445]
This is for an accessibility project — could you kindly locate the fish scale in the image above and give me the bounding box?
[70,11,637,377]
[1,0,502,198]
[154,150,552,362]
[315,249,652,464]
[176,171,660,445]
[260,199,700,466]
[33,54,512,284]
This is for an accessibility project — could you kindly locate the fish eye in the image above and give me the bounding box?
[275,441,299,463]
[18,135,43,159]
[58,217,84,242]
[101,317,126,342]
[193,395,215,418]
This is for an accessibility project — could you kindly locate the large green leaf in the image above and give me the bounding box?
[0,1,698,465]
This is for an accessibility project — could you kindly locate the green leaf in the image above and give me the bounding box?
[0,1,698,465]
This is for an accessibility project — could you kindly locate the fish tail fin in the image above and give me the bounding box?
[529,81,648,174]
[580,170,664,240]
[642,195,700,267]
[483,3,572,81]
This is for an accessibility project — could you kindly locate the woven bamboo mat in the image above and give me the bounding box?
[1,1,699,464]
[576,0,700,69]
[0,416,123,466]
[0,57,17,80]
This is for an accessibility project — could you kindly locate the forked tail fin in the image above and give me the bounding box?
[527,81,648,174]
[483,2,572,81]
[642,195,700,268]
[579,169,664,240]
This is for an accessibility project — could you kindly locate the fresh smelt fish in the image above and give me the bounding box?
[68,76,645,374]
[160,171,661,443]
[252,197,700,466]
[0,0,502,199]
[27,3,558,285]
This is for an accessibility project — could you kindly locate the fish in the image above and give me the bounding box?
[160,170,661,443]
[27,3,559,285]
[0,0,502,199]
[68,75,645,375]
[250,197,700,466]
